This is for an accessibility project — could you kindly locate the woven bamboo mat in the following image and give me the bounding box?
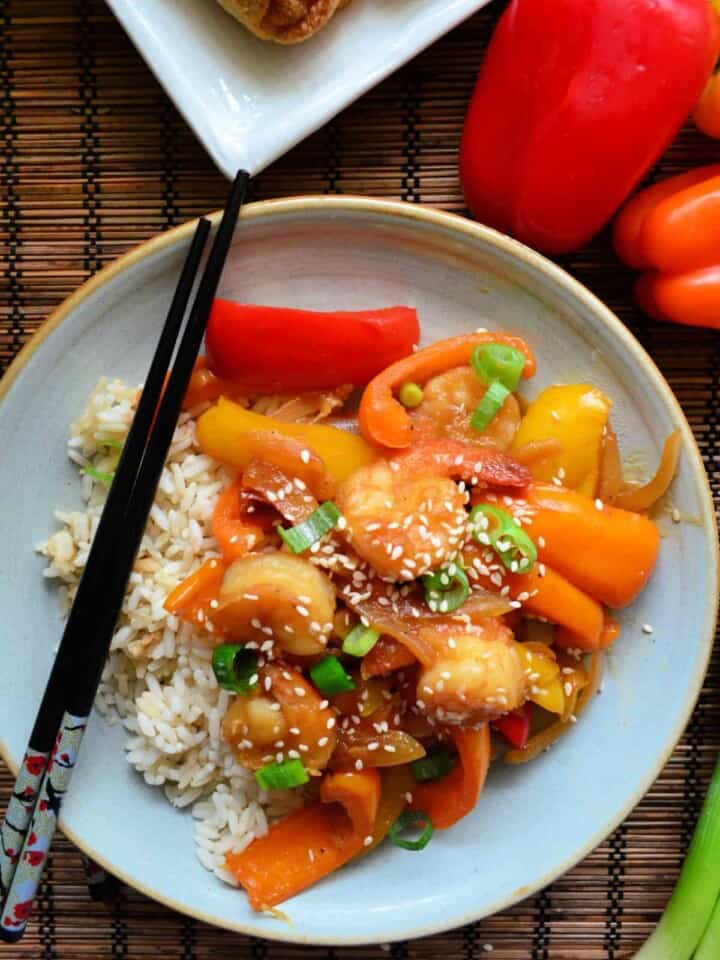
[1,1,719,956]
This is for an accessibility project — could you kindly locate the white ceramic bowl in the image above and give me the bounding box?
[0,198,715,945]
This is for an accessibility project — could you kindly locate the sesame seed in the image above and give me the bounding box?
[327,717,336,729]
[552,477,563,487]
[364,835,373,847]
[557,467,566,479]
[642,623,654,635]
[367,742,380,751]
[251,617,262,629]
[672,508,681,523]
[537,536,546,548]
[299,744,309,752]
[276,752,284,763]
[355,758,364,770]
[296,605,309,617]
[384,744,396,753]
[294,687,306,697]
[300,449,311,464]
[563,682,573,696]
[289,727,300,735]
[319,700,329,709]
[594,498,604,510]
[318,736,329,747]
[308,849,315,862]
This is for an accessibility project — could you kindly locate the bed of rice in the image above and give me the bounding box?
[37,378,300,887]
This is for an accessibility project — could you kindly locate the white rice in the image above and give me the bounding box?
[37,378,300,885]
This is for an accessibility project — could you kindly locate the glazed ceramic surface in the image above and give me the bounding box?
[0,198,715,944]
[106,0,490,178]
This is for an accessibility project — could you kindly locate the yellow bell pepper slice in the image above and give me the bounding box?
[196,396,376,482]
[512,384,611,496]
[519,643,565,716]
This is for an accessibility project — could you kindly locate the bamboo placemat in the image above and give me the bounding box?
[1,1,719,956]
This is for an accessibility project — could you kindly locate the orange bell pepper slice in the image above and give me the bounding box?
[182,358,247,411]
[638,175,720,274]
[319,769,381,838]
[410,726,490,829]
[225,769,381,910]
[163,558,226,629]
[358,333,536,449]
[614,164,720,269]
[225,802,365,911]
[466,544,605,651]
[493,484,660,609]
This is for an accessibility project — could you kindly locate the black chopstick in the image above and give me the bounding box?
[0,170,249,942]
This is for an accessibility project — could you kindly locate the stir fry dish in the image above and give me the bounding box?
[165,302,675,910]
[40,300,679,913]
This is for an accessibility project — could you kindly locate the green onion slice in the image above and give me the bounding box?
[388,810,434,851]
[470,381,511,433]
[422,564,469,613]
[470,503,537,574]
[83,466,115,486]
[411,747,456,783]
[99,438,124,450]
[342,623,380,658]
[471,343,526,391]
[255,758,309,791]
[399,381,424,408]
[212,644,259,694]
[278,501,341,554]
[309,655,355,695]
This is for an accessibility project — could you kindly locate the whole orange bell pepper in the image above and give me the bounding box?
[614,166,720,328]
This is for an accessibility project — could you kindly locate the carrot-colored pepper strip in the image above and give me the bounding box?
[464,541,605,650]
[410,726,490,829]
[359,333,536,449]
[479,484,660,608]
[163,558,227,629]
[212,480,272,561]
[320,769,381,838]
[182,359,247,411]
[634,265,720,330]
[225,802,364,911]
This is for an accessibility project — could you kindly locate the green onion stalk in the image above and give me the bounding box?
[634,759,720,959]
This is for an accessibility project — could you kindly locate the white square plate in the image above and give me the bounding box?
[106,0,490,179]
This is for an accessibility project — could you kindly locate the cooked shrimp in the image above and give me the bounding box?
[336,441,530,581]
[336,459,467,580]
[222,663,337,774]
[415,620,527,725]
[214,552,336,656]
[411,366,521,449]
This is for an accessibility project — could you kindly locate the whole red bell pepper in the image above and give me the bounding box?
[460,0,719,254]
[206,300,419,392]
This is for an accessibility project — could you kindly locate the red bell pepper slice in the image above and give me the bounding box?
[491,704,532,750]
[206,300,419,392]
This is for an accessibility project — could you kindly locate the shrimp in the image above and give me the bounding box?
[222,663,337,774]
[335,441,530,581]
[214,552,336,656]
[415,620,527,726]
[410,366,521,449]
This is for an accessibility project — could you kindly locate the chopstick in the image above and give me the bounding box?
[0,170,249,942]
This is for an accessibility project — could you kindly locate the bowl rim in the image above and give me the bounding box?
[1,195,717,944]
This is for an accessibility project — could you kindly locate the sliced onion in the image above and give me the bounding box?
[242,458,318,523]
[340,577,512,667]
[504,651,604,765]
[339,731,426,768]
[596,424,623,503]
[614,430,681,513]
